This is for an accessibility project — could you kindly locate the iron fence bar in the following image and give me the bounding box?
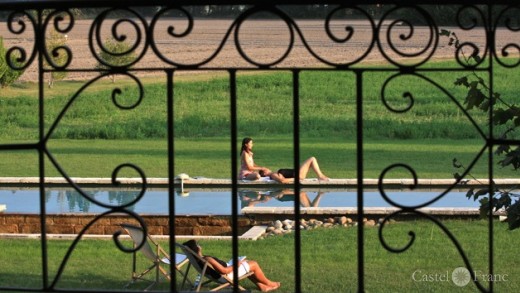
[36,7,50,291]
[487,6,494,291]
[292,69,302,293]
[166,69,177,292]
[355,69,364,292]
[230,69,240,293]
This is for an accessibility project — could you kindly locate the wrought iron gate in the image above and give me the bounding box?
[0,0,518,292]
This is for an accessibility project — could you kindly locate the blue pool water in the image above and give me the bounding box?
[0,188,480,215]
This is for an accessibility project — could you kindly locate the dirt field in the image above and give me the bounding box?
[0,18,518,82]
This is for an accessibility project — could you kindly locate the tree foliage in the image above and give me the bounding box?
[0,36,25,88]
[442,29,520,230]
[95,39,136,83]
[44,29,68,88]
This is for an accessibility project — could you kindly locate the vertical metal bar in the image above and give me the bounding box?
[355,70,365,292]
[166,69,177,291]
[37,8,49,290]
[292,70,302,293]
[230,70,239,292]
[486,5,494,291]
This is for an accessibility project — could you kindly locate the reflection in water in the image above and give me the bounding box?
[43,190,140,213]
[2,188,482,215]
[239,189,325,209]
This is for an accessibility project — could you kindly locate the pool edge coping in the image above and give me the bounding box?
[0,177,519,188]
[0,225,269,241]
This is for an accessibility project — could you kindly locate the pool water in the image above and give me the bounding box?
[0,188,480,215]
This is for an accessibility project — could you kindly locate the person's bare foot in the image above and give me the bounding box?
[257,283,271,292]
[318,175,329,181]
[258,282,280,292]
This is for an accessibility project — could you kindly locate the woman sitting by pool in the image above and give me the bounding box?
[239,137,272,180]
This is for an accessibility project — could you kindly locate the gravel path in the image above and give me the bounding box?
[1,18,518,81]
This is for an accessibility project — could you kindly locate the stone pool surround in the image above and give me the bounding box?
[0,177,515,238]
[1,177,519,188]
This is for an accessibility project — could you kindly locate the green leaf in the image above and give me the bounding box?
[470,48,481,63]
[440,29,451,36]
[465,87,487,110]
[478,197,490,218]
[495,144,510,156]
[514,117,520,127]
[448,38,454,46]
[454,76,469,87]
[479,100,490,111]
[465,188,474,199]
[474,189,489,201]
[452,158,462,168]
[494,108,516,125]
[496,192,512,210]
[453,172,462,180]
[506,201,520,230]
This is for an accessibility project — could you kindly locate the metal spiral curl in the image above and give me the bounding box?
[302,5,376,66]
[90,8,148,68]
[110,73,144,110]
[44,72,144,140]
[454,5,487,68]
[50,210,147,289]
[381,73,415,113]
[378,209,488,292]
[148,6,196,67]
[6,10,36,70]
[378,211,416,253]
[112,214,149,253]
[378,163,419,210]
[377,5,438,68]
[42,9,74,70]
[234,7,294,67]
[493,5,520,68]
[378,161,466,210]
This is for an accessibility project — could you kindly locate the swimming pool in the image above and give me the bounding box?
[0,187,481,215]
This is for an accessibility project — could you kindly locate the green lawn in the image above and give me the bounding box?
[0,220,518,292]
[0,137,515,179]
[0,61,517,180]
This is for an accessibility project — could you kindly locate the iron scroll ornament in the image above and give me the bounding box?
[43,72,146,208]
[377,209,489,291]
[147,5,378,68]
[49,209,148,289]
[5,10,36,70]
[90,7,148,69]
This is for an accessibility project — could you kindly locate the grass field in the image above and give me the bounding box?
[0,60,518,179]
[0,220,518,292]
[1,63,518,141]
[0,137,516,179]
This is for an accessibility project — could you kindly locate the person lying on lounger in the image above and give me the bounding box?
[183,239,281,292]
[259,157,330,183]
[239,137,329,183]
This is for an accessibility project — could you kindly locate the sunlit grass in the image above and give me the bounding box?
[0,220,518,292]
[0,137,515,179]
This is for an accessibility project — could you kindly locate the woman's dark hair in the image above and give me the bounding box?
[183,239,199,254]
[241,137,253,154]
